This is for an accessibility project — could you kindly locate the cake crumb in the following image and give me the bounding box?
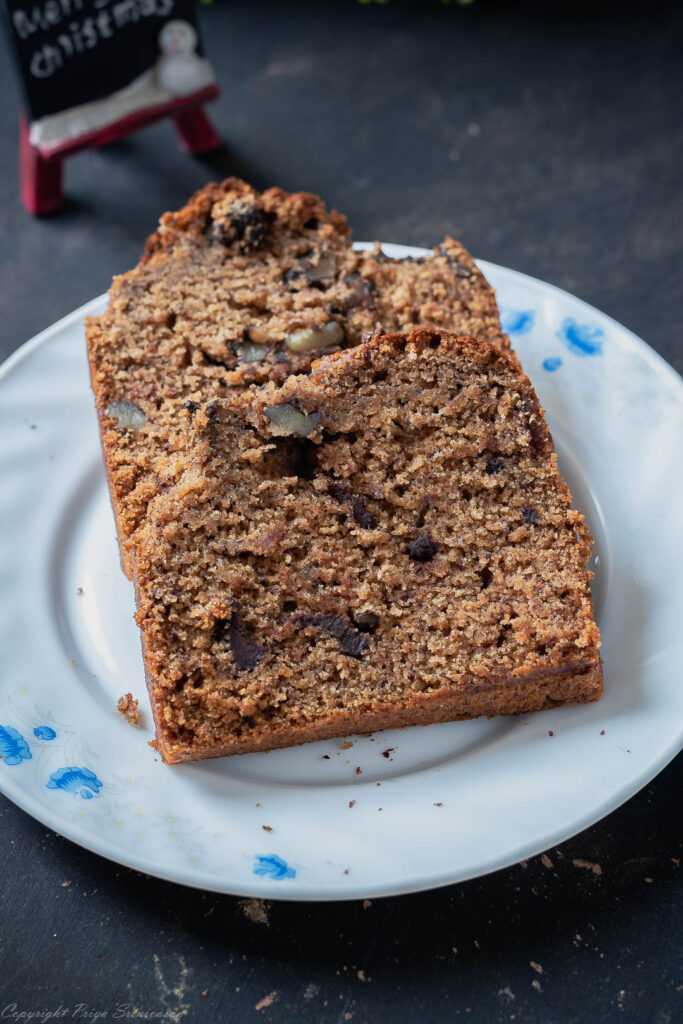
[76,587,83,596]
[262,825,272,832]
[354,767,362,775]
[362,899,372,910]
[541,854,553,869]
[530,961,543,975]
[572,858,602,875]
[117,693,139,725]
[357,970,367,982]
[340,740,353,750]
[240,898,271,926]
[433,802,443,807]
[255,991,278,1011]
[348,800,356,809]
[381,748,395,759]
[201,989,209,998]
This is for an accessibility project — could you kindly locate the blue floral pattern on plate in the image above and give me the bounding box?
[46,766,102,800]
[0,725,32,765]
[33,725,56,741]
[558,318,604,356]
[543,356,563,372]
[253,854,296,880]
[501,308,535,335]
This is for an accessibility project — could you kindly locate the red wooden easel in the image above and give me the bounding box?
[20,84,220,216]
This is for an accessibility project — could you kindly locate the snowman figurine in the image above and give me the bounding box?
[156,20,214,97]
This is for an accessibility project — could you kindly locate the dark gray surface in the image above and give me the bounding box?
[0,2,681,1022]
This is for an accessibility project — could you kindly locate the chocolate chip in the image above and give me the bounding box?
[437,244,473,277]
[407,536,439,562]
[485,457,503,475]
[304,217,319,229]
[212,200,267,254]
[283,266,302,287]
[297,614,370,659]
[479,565,493,589]
[355,611,379,632]
[328,483,349,503]
[328,484,377,529]
[351,496,377,529]
[214,611,264,671]
[522,505,540,525]
[184,400,199,416]
[210,221,231,246]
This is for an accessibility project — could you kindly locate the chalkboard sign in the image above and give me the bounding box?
[1,0,216,151]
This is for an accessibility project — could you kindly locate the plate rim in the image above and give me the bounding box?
[0,251,681,901]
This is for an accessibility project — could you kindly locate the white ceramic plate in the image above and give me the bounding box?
[1,245,681,901]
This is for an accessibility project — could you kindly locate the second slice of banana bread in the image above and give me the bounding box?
[86,178,510,576]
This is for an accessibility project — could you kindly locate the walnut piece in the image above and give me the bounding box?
[285,322,344,353]
[105,400,146,431]
[246,324,272,344]
[263,404,321,437]
[237,342,265,363]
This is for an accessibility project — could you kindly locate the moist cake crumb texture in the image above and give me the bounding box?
[116,692,140,726]
[134,330,602,764]
[85,178,510,576]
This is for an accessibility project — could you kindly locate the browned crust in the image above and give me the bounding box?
[85,334,138,578]
[313,327,522,386]
[153,661,603,764]
[141,177,349,263]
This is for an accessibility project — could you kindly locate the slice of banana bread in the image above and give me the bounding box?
[85,178,510,576]
[134,329,602,764]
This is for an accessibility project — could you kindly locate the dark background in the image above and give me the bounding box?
[0,2,681,1021]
